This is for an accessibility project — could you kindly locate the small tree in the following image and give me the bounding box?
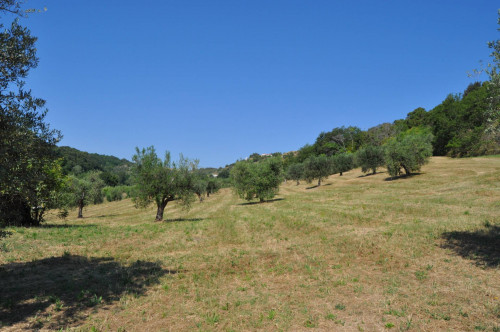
[302,155,331,186]
[230,157,283,202]
[355,146,385,174]
[384,128,434,177]
[59,171,105,218]
[286,163,304,185]
[132,146,197,221]
[331,153,354,176]
[192,172,208,202]
[206,178,220,197]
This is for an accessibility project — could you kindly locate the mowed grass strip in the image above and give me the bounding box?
[0,156,499,331]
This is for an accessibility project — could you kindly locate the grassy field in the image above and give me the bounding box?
[0,157,499,331]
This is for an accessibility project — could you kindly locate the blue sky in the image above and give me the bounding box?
[8,1,499,167]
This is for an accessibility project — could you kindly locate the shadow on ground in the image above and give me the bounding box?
[238,198,284,206]
[165,218,204,222]
[0,255,174,329]
[384,172,422,181]
[0,230,12,239]
[39,224,98,229]
[441,224,500,268]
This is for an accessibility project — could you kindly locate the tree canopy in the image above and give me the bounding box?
[384,128,434,177]
[230,157,283,202]
[132,146,197,221]
[0,2,62,226]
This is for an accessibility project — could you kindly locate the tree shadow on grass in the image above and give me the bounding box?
[306,184,332,189]
[237,198,284,206]
[39,224,98,229]
[0,255,174,329]
[357,172,383,178]
[94,214,120,219]
[384,172,422,181]
[164,218,204,222]
[441,224,500,268]
[0,230,12,239]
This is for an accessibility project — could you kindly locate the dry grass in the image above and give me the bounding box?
[1,156,499,331]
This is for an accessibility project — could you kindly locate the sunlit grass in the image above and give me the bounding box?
[0,156,499,331]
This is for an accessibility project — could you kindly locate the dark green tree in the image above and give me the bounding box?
[206,178,220,197]
[384,127,433,177]
[192,172,208,202]
[0,1,62,226]
[131,146,197,221]
[331,153,354,176]
[355,146,385,174]
[286,163,304,185]
[302,155,331,186]
[365,123,396,146]
[230,157,283,202]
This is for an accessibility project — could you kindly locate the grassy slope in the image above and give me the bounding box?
[0,157,499,331]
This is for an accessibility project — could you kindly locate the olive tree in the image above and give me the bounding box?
[58,171,105,218]
[355,145,385,174]
[206,178,220,197]
[0,2,62,226]
[132,146,197,221]
[302,155,332,186]
[331,153,354,176]
[384,128,434,177]
[286,163,304,185]
[230,157,283,202]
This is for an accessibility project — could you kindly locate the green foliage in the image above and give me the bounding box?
[483,10,500,153]
[102,185,133,202]
[56,146,132,182]
[286,163,304,185]
[131,146,197,221]
[313,126,364,155]
[192,172,208,202]
[355,146,385,174]
[302,155,332,186]
[230,157,283,202]
[206,178,220,197]
[0,7,62,226]
[365,123,396,146]
[384,128,433,177]
[331,153,354,176]
[58,171,105,218]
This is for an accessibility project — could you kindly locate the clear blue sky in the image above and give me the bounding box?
[9,1,499,167]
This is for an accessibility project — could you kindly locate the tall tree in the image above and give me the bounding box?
[0,1,62,226]
[132,146,197,221]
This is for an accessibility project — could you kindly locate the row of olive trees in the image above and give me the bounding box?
[56,128,433,221]
[286,128,434,186]
[55,146,220,221]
